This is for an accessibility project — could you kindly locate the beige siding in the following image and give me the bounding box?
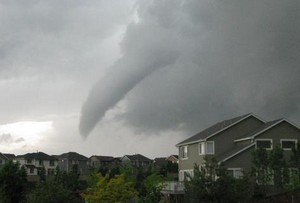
[179,144,206,170]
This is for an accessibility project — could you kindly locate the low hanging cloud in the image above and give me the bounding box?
[0,133,25,144]
[80,0,300,137]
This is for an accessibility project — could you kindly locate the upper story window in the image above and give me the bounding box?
[281,139,297,150]
[256,139,272,150]
[179,146,188,159]
[27,159,32,164]
[49,160,55,166]
[199,141,215,155]
[38,159,43,166]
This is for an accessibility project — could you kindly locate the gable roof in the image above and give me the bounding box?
[90,155,114,162]
[222,118,300,162]
[177,113,264,146]
[58,152,88,161]
[3,153,16,160]
[219,143,256,163]
[0,153,15,160]
[153,157,167,167]
[123,154,152,162]
[234,118,300,142]
[17,152,57,161]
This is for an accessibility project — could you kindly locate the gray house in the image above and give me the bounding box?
[121,154,152,168]
[0,153,16,167]
[16,152,58,182]
[176,113,300,181]
[57,152,89,176]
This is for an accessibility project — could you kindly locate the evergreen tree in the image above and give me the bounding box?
[0,161,27,203]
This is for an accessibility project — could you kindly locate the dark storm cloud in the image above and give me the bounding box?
[80,0,300,137]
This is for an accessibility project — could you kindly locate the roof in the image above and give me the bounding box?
[0,153,15,160]
[17,152,57,160]
[3,153,16,160]
[221,118,300,163]
[58,152,88,161]
[124,154,152,162]
[90,155,114,162]
[217,143,255,163]
[177,113,263,146]
[154,157,167,167]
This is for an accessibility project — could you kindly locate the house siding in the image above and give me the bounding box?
[179,116,264,171]
[223,121,300,172]
[210,116,264,158]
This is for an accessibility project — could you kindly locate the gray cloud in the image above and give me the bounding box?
[0,133,24,144]
[0,0,133,123]
[80,0,300,137]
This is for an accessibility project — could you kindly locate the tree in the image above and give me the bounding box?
[26,177,81,203]
[0,161,27,203]
[184,157,252,203]
[28,165,84,203]
[82,173,138,203]
[139,173,165,203]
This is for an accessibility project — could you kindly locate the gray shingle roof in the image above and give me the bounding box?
[91,155,114,162]
[125,154,152,162]
[58,152,88,161]
[177,113,253,146]
[17,152,57,160]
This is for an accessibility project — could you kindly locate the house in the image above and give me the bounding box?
[16,152,58,181]
[121,154,152,168]
[176,113,300,181]
[56,152,89,176]
[167,155,179,164]
[0,153,16,167]
[89,155,116,169]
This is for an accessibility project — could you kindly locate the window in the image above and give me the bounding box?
[281,139,297,150]
[27,159,32,164]
[180,146,188,159]
[199,141,215,155]
[29,167,34,174]
[256,139,272,150]
[227,168,243,179]
[48,169,55,176]
[49,160,55,166]
[179,170,194,181]
[38,159,43,166]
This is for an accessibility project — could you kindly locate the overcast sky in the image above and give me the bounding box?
[0,0,299,158]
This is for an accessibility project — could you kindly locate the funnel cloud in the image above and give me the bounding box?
[80,0,300,137]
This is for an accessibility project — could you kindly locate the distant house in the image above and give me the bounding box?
[153,157,168,169]
[16,152,58,181]
[89,155,116,169]
[0,153,16,167]
[176,113,300,181]
[167,155,179,164]
[56,152,89,176]
[121,154,152,168]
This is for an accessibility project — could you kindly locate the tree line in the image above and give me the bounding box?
[0,160,177,203]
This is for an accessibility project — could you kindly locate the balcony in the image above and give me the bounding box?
[161,181,185,194]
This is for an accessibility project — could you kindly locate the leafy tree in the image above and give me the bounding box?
[0,161,27,203]
[28,165,84,203]
[251,148,272,192]
[26,177,81,203]
[139,173,165,203]
[82,173,138,203]
[184,157,252,203]
[38,167,46,182]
